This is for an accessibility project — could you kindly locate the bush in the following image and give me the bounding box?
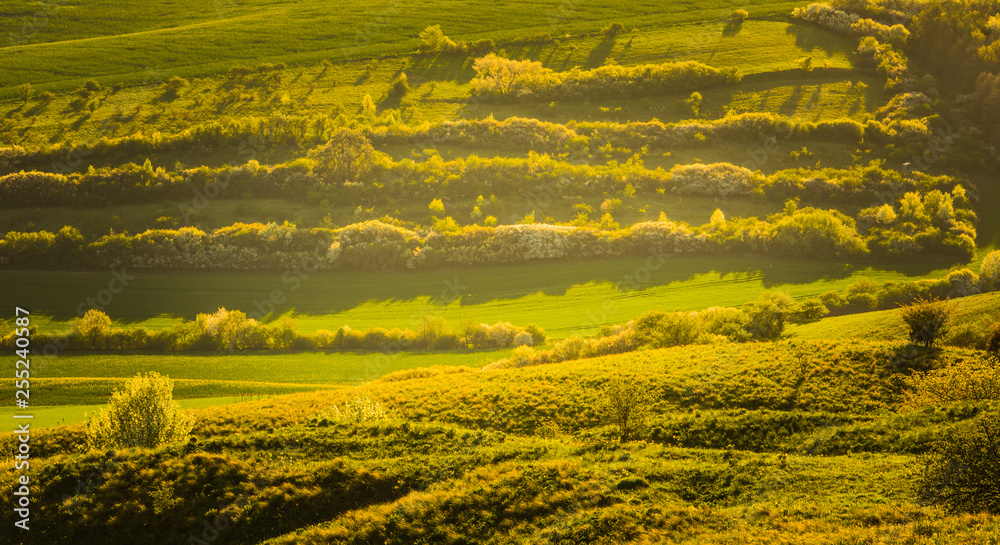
[325,393,389,423]
[634,311,702,348]
[730,9,748,22]
[905,358,1000,407]
[163,76,190,99]
[669,163,760,198]
[18,83,34,102]
[471,55,739,101]
[389,72,409,96]
[742,291,800,341]
[75,309,113,350]
[84,372,195,449]
[417,24,463,53]
[602,22,625,37]
[981,250,1000,290]
[901,298,955,349]
[604,377,652,442]
[306,129,376,185]
[988,323,1000,357]
[919,411,1000,513]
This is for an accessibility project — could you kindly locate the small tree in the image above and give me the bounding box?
[798,56,814,72]
[981,249,1000,290]
[987,322,1000,358]
[162,76,190,100]
[743,291,800,341]
[604,377,652,443]
[85,372,194,450]
[634,310,702,348]
[919,411,1000,514]
[730,9,748,22]
[418,24,459,53]
[75,309,113,350]
[686,91,702,116]
[18,83,34,103]
[389,72,409,96]
[602,22,625,37]
[306,128,376,185]
[901,298,955,349]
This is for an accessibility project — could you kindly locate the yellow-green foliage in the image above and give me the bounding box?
[904,358,1000,407]
[322,394,390,424]
[85,372,194,449]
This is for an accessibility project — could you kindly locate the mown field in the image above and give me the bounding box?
[1,0,806,96]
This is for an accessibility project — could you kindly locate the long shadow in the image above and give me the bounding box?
[585,36,616,69]
[406,54,476,84]
[784,24,853,57]
[779,85,804,115]
[722,20,744,37]
[0,252,959,324]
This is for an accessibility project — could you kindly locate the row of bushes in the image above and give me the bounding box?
[0,149,974,212]
[0,113,329,176]
[470,55,741,101]
[2,106,991,185]
[484,275,1000,372]
[1,308,546,353]
[0,191,979,270]
[793,4,915,90]
[793,3,909,45]
[818,252,1000,317]
[485,291,829,370]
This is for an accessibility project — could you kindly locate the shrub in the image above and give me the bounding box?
[669,163,760,198]
[604,377,652,442]
[602,22,625,37]
[634,311,702,348]
[900,298,955,349]
[743,291,800,341]
[18,83,34,102]
[905,358,1000,406]
[389,72,409,96]
[306,129,376,185]
[730,9,748,22]
[946,269,981,297]
[84,372,195,449]
[471,56,738,101]
[919,411,1000,514]
[417,24,463,53]
[75,309,113,350]
[325,393,390,423]
[199,308,269,350]
[988,323,1000,357]
[981,250,1000,290]
[163,76,190,99]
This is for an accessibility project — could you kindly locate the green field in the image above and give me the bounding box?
[1,251,964,338]
[1,0,805,96]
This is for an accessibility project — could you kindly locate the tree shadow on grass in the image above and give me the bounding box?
[408,54,476,84]
[3,252,961,324]
[784,24,853,57]
[585,36,616,69]
[722,20,744,37]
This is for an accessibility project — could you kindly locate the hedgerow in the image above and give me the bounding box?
[471,56,741,101]
[0,308,546,353]
[0,177,977,270]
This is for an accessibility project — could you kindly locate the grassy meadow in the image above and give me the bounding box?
[3,0,1000,542]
